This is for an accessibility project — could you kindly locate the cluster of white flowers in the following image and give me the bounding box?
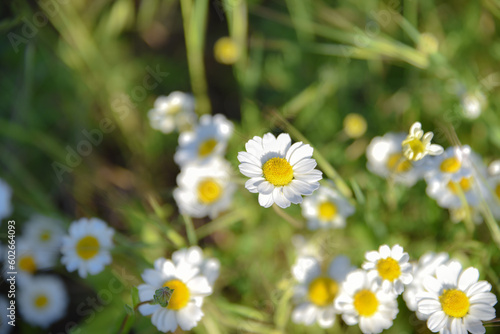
[290,244,497,334]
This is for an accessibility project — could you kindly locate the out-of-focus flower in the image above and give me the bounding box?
[461,91,486,119]
[426,175,482,209]
[18,275,68,328]
[238,133,322,208]
[343,113,367,138]
[174,158,235,219]
[424,146,478,183]
[362,244,413,295]
[402,122,443,161]
[23,214,64,256]
[214,37,240,65]
[61,218,114,278]
[335,269,399,334]
[137,255,214,333]
[172,246,220,285]
[291,255,355,328]
[449,206,483,224]
[301,180,354,230]
[486,161,500,219]
[148,92,197,134]
[174,114,233,167]
[0,179,12,221]
[416,261,497,333]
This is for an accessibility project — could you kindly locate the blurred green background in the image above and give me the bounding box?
[1,0,500,333]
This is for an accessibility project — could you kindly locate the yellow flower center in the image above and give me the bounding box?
[307,277,339,307]
[447,177,472,194]
[376,258,401,282]
[387,153,412,173]
[439,289,470,318]
[403,138,425,161]
[40,230,51,242]
[440,157,461,173]
[19,255,37,274]
[343,113,367,138]
[495,184,500,200]
[163,279,190,310]
[34,294,49,309]
[76,235,100,260]
[318,201,337,220]
[198,138,218,157]
[214,37,239,65]
[197,179,222,204]
[262,157,294,187]
[353,289,379,316]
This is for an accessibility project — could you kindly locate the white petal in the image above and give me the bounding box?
[187,276,212,296]
[245,137,263,157]
[464,316,486,334]
[289,144,314,166]
[239,163,263,178]
[276,133,292,156]
[245,177,265,193]
[427,310,447,332]
[272,187,291,208]
[292,159,317,174]
[283,185,303,204]
[238,151,261,166]
[450,317,467,334]
[257,181,274,194]
[176,302,203,330]
[458,267,479,291]
[262,133,279,153]
[258,193,274,208]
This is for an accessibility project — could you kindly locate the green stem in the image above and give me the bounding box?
[182,214,198,245]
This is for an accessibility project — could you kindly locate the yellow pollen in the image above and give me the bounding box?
[376,258,401,282]
[34,295,49,309]
[447,177,472,194]
[76,236,100,260]
[163,279,190,310]
[495,184,500,200]
[19,255,37,274]
[439,289,470,318]
[343,113,367,138]
[307,277,339,307]
[318,201,337,220]
[403,138,425,161]
[353,289,379,316]
[262,158,294,186]
[198,179,222,204]
[387,153,412,173]
[440,157,461,173]
[198,138,218,157]
[40,230,51,242]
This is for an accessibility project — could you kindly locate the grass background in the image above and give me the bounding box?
[1,0,500,333]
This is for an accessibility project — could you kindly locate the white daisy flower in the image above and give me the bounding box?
[18,275,68,328]
[238,133,322,208]
[138,256,213,333]
[291,255,355,328]
[23,214,64,255]
[402,122,444,161]
[0,178,12,221]
[148,91,196,134]
[362,244,413,295]
[301,180,354,230]
[173,158,236,219]
[335,269,399,334]
[0,296,12,334]
[61,217,114,278]
[426,175,482,209]
[416,261,497,334]
[424,146,478,184]
[172,246,220,285]
[174,114,233,167]
[403,252,449,319]
[366,132,428,186]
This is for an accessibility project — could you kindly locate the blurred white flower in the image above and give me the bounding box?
[174,114,233,167]
[61,217,114,278]
[301,180,354,230]
[148,92,196,134]
[461,91,486,119]
[0,179,12,221]
[172,246,220,285]
[23,214,64,256]
[402,122,443,161]
[238,133,322,208]
[174,158,236,219]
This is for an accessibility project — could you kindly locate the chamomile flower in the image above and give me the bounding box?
[402,122,443,161]
[23,214,64,255]
[416,261,497,333]
[335,269,399,334]
[403,252,449,319]
[426,175,482,209]
[18,275,68,328]
[301,181,354,230]
[173,158,236,219]
[148,92,196,134]
[424,146,477,183]
[238,133,322,208]
[61,217,114,278]
[0,178,12,221]
[362,244,413,295]
[366,132,427,186]
[291,255,355,328]
[138,256,213,332]
[174,114,233,167]
[172,246,220,285]
[0,296,11,334]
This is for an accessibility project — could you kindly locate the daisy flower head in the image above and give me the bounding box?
[61,217,114,278]
[291,255,355,328]
[403,252,449,318]
[366,132,427,186]
[172,246,220,285]
[137,256,213,332]
[18,275,68,328]
[148,91,196,134]
[174,114,233,167]
[416,261,497,333]
[238,133,322,208]
[0,178,12,221]
[335,269,399,334]
[402,122,443,161]
[362,244,413,295]
[173,158,236,219]
[424,146,478,184]
[426,175,482,210]
[301,180,354,230]
[23,214,64,254]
